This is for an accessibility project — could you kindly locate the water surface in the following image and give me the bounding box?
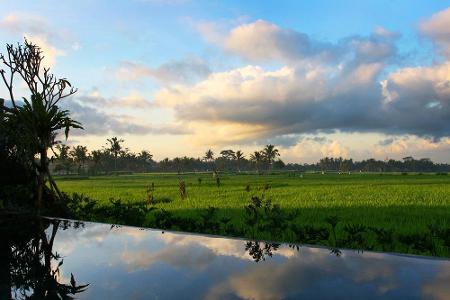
[2,216,449,299]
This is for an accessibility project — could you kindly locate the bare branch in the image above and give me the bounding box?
[1,38,78,110]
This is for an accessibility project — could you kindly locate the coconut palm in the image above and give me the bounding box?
[138,150,153,172]
[250,151,263,174]
[55,143,72,174]
[204,149,215,171]
[91,150,103,174]
[161,157,170,172]
[235,150,245,172]
[70,145,88,174]
[262,144,280,170]
[174,157,182,174]
[204,149,214,162]
[106,137,124,172]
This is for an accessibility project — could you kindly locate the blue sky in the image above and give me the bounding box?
[1,1,450,162]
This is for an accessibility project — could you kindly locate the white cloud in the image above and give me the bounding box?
[195,19,398,65]
[420,7,450,58]
[64,92,191,136]
[320,140,350,158]
[24,34,65,68]
[150,13,450,152]
[223,20,334,62]
[0,13,75,68]
[422,265,450,300]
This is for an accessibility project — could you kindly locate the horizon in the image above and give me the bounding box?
[1,1,450,163]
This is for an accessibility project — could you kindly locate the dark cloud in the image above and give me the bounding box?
[378,138,395,146]
[63,99,190,136]
[157,44,450,142]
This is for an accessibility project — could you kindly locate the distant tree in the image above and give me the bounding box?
[160,157,170,172]
[90,150,103,174]
[204,149,215,171]
[235,150,245,172]
[55,143,72,174]
[139,150,153,161]
[70,145,88,174]
[0,39,82,207]
[220,149,236,160]
[273,159,285,169]
[250,151,263,174]
[174,157,182,174]
[204,149,214,161]
[138,150,153,172]
[262,144,280,170]
[106,137,124,172]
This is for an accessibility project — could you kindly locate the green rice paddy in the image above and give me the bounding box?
[57,172,450,234]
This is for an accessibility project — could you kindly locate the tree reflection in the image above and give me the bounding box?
[0,215,88,299]
[245,241,280,262]
[245,241,343,262]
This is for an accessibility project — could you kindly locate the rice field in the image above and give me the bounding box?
[56,172,450,234]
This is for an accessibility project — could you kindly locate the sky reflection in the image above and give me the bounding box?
[28,219,450,299]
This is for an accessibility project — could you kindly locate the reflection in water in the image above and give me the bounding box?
[245,241,280,262]
[0,215,88,299]
[2,216,450,299]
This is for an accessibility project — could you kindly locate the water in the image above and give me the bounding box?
[1,215,449,299]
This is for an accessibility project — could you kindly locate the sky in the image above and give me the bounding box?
[1,0,450,163]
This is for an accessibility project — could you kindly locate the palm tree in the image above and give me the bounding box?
[70,145,88,175]
[91,150,103,174]
[235,150,244,172]
[204,149,215,171]
[138,150,153,172]
[106,137,124,172]
[174,157,182,174]
[161,157,170,172]
[204,149,214,161]
[55,144,71,174]
[250,151,263,174]
[262,144,280,170]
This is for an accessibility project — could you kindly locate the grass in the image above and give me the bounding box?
[56,172,450,236]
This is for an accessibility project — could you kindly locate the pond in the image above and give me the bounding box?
[1,215,449,299]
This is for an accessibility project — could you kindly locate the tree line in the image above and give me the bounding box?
[51,138,450,175]
[287,156,450,173]
[50,139,283,175]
